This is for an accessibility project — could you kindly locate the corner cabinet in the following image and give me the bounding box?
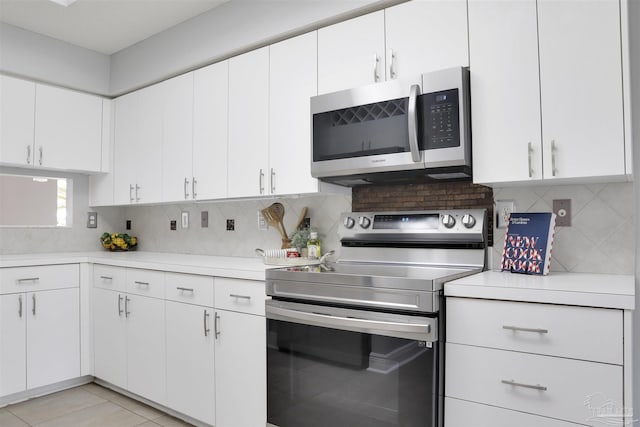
[0,264,80,398]
[469,0,630,184]
[0,76,105,173]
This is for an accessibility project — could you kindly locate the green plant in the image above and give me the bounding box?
[290,228,311,249]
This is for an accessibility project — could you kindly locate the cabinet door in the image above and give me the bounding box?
[214,310,266,427]
[134,85,163,204]
[228,47,269,198]
[0,293,26,397]
[34,84,103,172]
[113,91,140,204]
[193,61,229,200]
[126,294,166,405]
[538,0,625,180]
[318,11,385,94]
[161,73,194,202]
[166,302,215,425]
[89,100,114,206]
[0,76,35,166]
[468,0,543,184]
[269,32,319,195]
[26,288,80,389]
[385,0,469,82]
[93,288,127,389]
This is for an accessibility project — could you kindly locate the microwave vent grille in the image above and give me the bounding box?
[331,98,406,127]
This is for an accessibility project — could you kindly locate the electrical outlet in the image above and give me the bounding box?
[301,217,311,230]
[553,199,571,226]
[201,211,208,228]
[226,219,235,231]
[126,220,132,230]
[257,210,268,230]
[86,212,97,228]
[181,211,189,229]
[495,200,515,228]
[170,220,177,231]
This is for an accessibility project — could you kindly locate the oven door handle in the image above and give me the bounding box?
[266,302,435,342]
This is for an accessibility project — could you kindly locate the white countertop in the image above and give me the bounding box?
[445,270,635,310]
[0,251,271,281]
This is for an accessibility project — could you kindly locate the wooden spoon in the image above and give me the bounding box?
[294,207,308,231]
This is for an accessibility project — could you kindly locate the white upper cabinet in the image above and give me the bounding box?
[470,0,629,184]
[113,85,163,205]
[385,0,469,82]
[537,0,625,181]
[34,84,103,173]
[0,76,35,166]
[228,47,270,198]
[193,61,229,200]
[161,73,194,202]
[318,11,386,94]
[468,0,543,183]
[269,32,319,196]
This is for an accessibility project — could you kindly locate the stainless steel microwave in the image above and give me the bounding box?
[310,67,471,186]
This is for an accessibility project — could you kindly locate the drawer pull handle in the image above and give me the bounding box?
[17,277,39,283]
[134,281,150,287]
[176,287,194,293]
[100,276,113,281]
[501,379,547,391]
[229,294,251,300]
[502,325,548,334]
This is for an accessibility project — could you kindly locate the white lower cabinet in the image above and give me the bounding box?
[0,265,80,398]
[93,287,127,389]
[445,297,625,427]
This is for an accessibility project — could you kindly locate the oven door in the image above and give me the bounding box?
[266,299,440,427]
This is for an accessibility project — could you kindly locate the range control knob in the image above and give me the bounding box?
[358,216,372,229]
[462,214,476,229]
[343,216,356,229]
[442,214,456,229]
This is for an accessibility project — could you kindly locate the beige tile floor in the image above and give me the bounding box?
[0,383,194,427]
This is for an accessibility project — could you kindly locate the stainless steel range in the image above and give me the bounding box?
[265,208,487,427]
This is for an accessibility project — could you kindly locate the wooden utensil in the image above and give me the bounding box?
[294,207,308,231]
[261,203,290,248]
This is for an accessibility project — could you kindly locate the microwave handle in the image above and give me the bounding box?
[408,84,421,163]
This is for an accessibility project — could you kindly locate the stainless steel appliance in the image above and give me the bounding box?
[310,67,471,186]
[266,208,487,427]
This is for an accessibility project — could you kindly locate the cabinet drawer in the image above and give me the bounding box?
[126,269,165,299]
[446,297,623,364]
[445,343,623,426]
[445,397,584,427]
[214,278,266,315]
[93,265,126,292]
[165,273,214,307]
[1,264,79,294]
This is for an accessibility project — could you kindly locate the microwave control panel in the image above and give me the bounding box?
[421,88,460,150]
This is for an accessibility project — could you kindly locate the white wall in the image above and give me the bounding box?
[109,0,401,95]
[0,23,110,95]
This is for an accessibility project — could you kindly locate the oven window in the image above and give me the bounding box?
[267,319,437,427]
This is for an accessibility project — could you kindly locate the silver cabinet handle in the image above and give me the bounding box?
[527,142,534,178]
[38,146,43,166]
[259,169,265,194]
[229,293,251,300]
[118,294,124,317]
[125,296,130,318]
[135,184,140,202]
[129,184,135,203]
[373,54,380,82]
[184,177,190,200]
[100,275,113,281]
[389,49,397,79]
[18,294,23,318]
[551,139,558,176]
[17,277,39,283]
[270,168,276,194]
[32,293,36,316]
[408,84,421,163]
[204,310,211,337]
[192,177,197,199]
[214,312,221,338]
[501,379,547,391]
[26,145,31,164]
[503,325,548,334]
[176,286,194,292]
[134,281,150,287]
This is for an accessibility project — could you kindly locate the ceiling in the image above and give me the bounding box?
[0,0,229,55]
